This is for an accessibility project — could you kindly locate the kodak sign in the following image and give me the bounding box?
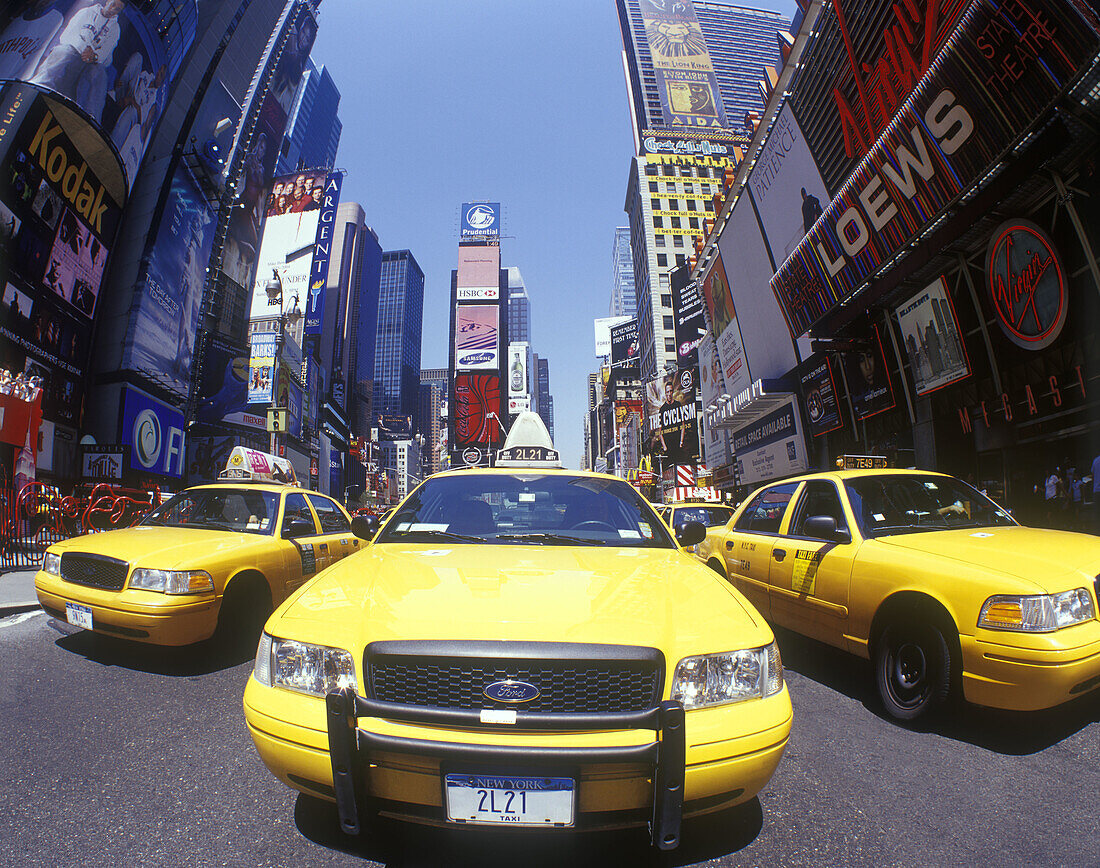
[24,106,119,238]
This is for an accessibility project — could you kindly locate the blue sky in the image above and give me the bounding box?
[311,0,797,469]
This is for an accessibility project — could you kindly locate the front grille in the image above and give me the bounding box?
[60,553,129,591]
[367,641,663,715]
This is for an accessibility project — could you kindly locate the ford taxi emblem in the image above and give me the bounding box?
[483,680,540,704]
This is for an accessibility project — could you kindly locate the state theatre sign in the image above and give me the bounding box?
[985,219,1066,350]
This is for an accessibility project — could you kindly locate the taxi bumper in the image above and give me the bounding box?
[243,677,791,849]
[961,622,1100,711]
[35,570,219,645]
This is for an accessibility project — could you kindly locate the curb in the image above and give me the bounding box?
[0,603,41,618]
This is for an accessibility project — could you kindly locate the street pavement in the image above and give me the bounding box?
[0,569,38,616]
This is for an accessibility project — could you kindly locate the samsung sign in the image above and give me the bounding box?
[121,388,185,479]
[460,202,500,239]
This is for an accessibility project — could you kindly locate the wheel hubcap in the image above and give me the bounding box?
[895,642,926,689]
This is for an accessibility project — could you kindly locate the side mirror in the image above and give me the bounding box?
[802,514,851,543]
[675,520,707,547]
[352,514,379,541]
[283,517,315,539]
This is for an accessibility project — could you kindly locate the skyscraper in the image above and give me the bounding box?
[610,227,636,318]
[506,267,533,397]
[276,58,343,174]
[616,0,790,383]
[532,355,555,442]
[374,250,425,426]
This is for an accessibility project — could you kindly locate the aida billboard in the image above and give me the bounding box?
[0,0,197,189]
[460,202,500,240]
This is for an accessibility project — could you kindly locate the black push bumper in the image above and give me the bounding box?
[325,688,687,850]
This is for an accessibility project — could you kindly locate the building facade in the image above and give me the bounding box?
[610,227,636,318]
[276,58,342,174]
[374,249,424,425]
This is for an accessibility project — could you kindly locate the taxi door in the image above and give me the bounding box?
[766,479,854,649]
[307,494,360,567]
[280,492,324,593]
[717,482,800,618]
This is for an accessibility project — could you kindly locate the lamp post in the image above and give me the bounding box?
[263,267,301,456]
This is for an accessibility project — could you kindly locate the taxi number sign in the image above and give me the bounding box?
[444,774,574,826]
[839,455,888,470]
[498,446,559,463]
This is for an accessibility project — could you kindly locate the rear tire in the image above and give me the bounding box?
[874,620,952,721]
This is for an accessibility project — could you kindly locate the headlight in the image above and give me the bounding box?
[252,633,357,697]
[978,589,1095,632]
[129,568,214,595]
[671,641,783,710]
[43,552,61,576]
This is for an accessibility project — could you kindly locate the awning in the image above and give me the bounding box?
[706,379,794,432]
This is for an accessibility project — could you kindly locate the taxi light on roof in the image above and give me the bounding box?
[495,411,563,469]
[217,446,297,485]
[836,454,888,470]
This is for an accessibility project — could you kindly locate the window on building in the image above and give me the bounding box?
[689,217,699,229]
[671,216,681,228]
[668,199,679,210]
[665,182,676,194]
[661,294,672,308]
[656,253,667,266]
[676,254,686,265]
[701,184,711,196]
[664,337,677,352]
[673,235,684,247]
[658,274,670,287]
[663,315,674,329]
[655,235,666,247]
[662,164,675,176]
[704,200,714,212]
[651,198,661,211]
[652,216,663,228]
[686,200,696,211]
[649,181,659,193]
[684,184,694,195]
[645,163,657,175]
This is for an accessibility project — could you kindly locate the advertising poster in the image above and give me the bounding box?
[732,397,808,486]
[507,341,527,397]
[610,317,639,378]
[700,252,749,398]
[303,171,342,335]
[250,168,333,321]
[454,372,502,446]
[454,304,499,370]
[121,386,185,478]
[122,162,213,396]
[456,244,500,300]
[638,0,728,131]
[185,434,239,484]
[895,276,970,395]
[593,315,630,357]
[671,265,706,368]
[192,333,265,431]
[840,325,895,420]
[460,202,500,240]
[646,367,698,465]
[799,355,843,437]
[747,103,831,266]
[268,8,316,115]
[698,336,733,470]
[247,331,276,404]
[0,0,197,189]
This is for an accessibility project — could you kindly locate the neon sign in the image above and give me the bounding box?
[985,219,1066,350]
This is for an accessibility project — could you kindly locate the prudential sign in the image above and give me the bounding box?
[460,202,500,240]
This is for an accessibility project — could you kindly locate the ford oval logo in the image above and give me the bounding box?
[483,680,540,704]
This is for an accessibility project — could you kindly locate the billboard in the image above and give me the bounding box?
[895,276,970,395]
[507,341,527,397]
[639,0,728,132]
[772,0,1100,337]
[454,304,499,370]
[671,266,705,367]
[456,244,500,300]
[122,162,213,396]
[303,171,342,334]
[700,252,749,399]
[0,0,197,189]
[610,317,639,378]
[121,386,185,479]
[247,331,276,403]
[646,367,698,465]
[460,202,500,240]
[454,373,502,446]
[594,315,630,357]
[840,325,895,420]
[800,355,844,437]
[732,397,808,486]
[192,333,265,431]
[747,103,831,267]
[698,336,733,470]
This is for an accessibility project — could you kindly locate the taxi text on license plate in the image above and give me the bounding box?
[65,602,92,630]
[444,774,574,826]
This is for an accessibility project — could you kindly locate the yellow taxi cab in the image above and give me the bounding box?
[243,413,791,850]
[695,455,1100,720]
[34,448,361,647]
[658,501,736,553]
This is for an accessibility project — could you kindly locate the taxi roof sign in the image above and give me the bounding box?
[218,447,298,485]
[836,454,888,470]
[495,411,563,469]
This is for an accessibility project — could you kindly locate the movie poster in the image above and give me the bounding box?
[840,325,895,420]
[700,252,749,398]
[800,355,843,437]
[646,367,698,465]
[895,276,970,395]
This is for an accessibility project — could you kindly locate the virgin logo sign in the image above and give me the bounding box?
[985,220,1066,350]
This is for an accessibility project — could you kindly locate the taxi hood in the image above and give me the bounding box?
[875,525,1100,588]
[278,544,768,657]
[51,526,275,570]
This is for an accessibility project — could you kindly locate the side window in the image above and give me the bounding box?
[309,495,352,533]
[733,484,799,534]
[790,481,847,538]
[282,493,318,536]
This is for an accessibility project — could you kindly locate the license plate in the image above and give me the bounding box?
[444,774,574,827]
[65,602,93,630]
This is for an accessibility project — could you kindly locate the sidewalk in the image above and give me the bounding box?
[0,569,40,617]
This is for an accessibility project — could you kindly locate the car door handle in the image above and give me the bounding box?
[772,548,786,562]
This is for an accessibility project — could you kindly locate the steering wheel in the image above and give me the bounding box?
[570,520,616,532]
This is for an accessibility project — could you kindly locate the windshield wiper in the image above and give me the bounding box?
[494,532,604,546]
[388,529,486,542]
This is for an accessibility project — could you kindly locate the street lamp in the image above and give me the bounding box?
[264,268,302,455]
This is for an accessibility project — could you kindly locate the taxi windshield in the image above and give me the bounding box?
[376,473,676,548]
[671,505,733,527]
[845,474,1017,537]
[141,488,281,536]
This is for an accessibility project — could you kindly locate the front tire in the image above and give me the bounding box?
[214,577,271,654]
[874,621,952,721]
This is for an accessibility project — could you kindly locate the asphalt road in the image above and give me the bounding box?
[2,611,1098,867]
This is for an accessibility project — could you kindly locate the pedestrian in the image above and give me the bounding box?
[1044,466,1067,528]
[1067,468,1083,531]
